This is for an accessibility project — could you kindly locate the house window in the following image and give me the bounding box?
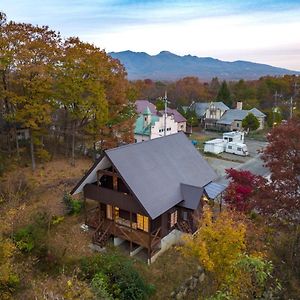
[170,210,178,228]
[237,123,240,127]
[137,214,149,232]
[237,147,242,151]
[182,211,188,221]
[228,145,232,149]
[106,205,113,220]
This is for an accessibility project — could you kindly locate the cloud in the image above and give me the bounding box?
[1,0,300,70]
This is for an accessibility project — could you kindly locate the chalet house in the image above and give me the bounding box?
[192,101,266,131]
[216,107,266,131]
[71,133,225,262]
[192,102,230,128]
[134,107,178,142]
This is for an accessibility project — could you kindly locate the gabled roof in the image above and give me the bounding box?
[249,108,266,117]
[134,114,159,136]
[105,132,217,219]
[217,108,266,125]
[193,102,229,118]
[180,184,203,210]
[165,108,187,123]
[135,100,186,123]
[135,100,157,114]
[217,109,248,125]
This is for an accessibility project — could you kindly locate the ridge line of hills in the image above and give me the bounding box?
[109,50,300,81]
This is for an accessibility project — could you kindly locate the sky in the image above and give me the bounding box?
[2,0,300,70]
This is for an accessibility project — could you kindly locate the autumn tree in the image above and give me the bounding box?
[242,113,260,131]
[216,80,232,108]
[0,20,61,170]
[250,118,300,297]
[253,118,300,220]
[224,168,265,212]
[56,37,109,164]
[183,206,277,298]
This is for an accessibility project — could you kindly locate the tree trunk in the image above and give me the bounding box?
[30,131,36,171]
[71,122,75,166]
[15,127,19,158]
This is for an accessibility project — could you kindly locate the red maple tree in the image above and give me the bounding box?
[253,118,300,222]
[224,168,265,212]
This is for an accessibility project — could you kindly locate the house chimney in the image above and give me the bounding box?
[236,101,243,110]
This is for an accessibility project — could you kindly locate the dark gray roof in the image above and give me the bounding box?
[204,182,227,199]
[159,108,187,123]
[105,132,217,219]
[193,102,229,118]
[217,108,266,125]
[180,184,203,210]
[249,108,266,117]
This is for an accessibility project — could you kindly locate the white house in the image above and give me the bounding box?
[134,107,178,143]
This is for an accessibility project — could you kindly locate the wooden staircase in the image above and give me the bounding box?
[92,220,112,247]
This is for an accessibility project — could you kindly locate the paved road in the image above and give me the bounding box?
[211,153,270,186]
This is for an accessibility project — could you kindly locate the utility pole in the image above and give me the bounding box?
[290,82,298,119]
[273,91,282,127]
[163,90,168,136]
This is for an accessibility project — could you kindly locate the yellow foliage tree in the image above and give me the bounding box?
[183,206,246,285]
[182,207,277,299]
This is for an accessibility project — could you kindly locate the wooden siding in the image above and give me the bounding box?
[83,183,147,215]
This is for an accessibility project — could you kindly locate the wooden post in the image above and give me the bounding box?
[130,211,133,253]
[99,202,101,224]
[113,170,118,191]
[97,170,100,186]
[148,219,152,264]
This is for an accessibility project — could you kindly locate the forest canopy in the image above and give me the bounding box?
[0,12,135,170]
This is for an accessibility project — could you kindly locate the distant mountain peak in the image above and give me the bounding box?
[158,50,174,55]
[109,50,300,81]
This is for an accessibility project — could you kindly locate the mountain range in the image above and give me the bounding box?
[109,50,299,81]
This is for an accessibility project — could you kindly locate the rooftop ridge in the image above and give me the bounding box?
[105,132,185,153]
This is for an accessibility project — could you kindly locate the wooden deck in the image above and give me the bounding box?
[86,208,161,253]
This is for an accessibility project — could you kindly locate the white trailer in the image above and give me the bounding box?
[225,142,249,156]
[223,131,244,143]
[204,139,226,154]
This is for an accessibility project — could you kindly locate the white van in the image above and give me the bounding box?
[225,142,249,156]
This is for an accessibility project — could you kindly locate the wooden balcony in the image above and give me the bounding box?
[83,183,147,215]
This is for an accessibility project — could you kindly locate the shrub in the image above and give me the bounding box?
[91,272,113,300]
[13,212,49,254]
[0,237,19,298]
[63,193,83,215]
[80,252,155,299]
